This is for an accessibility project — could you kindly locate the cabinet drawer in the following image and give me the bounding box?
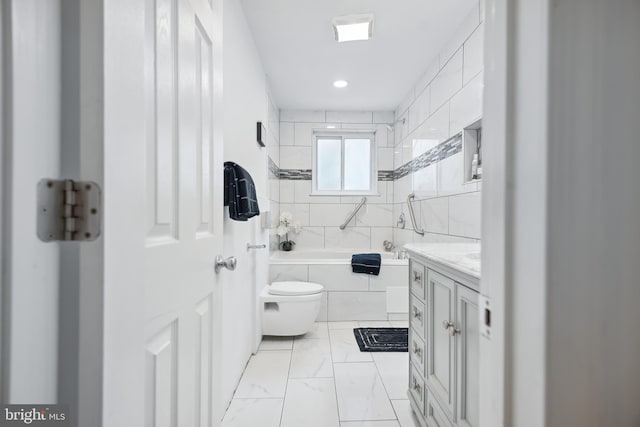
[410,259,426,300]
[409,363,426,416]
[409,328,426,376]
[410,298,426,337]
[426,393,453,427]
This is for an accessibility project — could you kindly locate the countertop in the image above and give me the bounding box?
[403,243,481,279]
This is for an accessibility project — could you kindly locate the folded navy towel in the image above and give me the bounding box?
[351,253,382,276]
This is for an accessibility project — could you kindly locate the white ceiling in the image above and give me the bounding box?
[239,0,478,112]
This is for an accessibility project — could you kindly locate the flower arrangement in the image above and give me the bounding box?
[276,211,301,251]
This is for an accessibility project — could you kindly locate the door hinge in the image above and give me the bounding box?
[37,179,102,242]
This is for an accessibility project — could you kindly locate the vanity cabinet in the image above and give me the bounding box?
[407,254,479,427]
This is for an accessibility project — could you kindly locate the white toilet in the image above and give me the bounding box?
[261,281,324,336]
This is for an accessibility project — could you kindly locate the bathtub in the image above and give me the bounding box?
[268,250,409,322]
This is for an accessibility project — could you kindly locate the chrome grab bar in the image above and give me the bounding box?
[246,243,267,251]
[339,197,367,230]
[407,193,425,236]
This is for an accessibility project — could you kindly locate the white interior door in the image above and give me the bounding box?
[142,0,224,426]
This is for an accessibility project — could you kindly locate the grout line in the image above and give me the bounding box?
[277,340,294,427]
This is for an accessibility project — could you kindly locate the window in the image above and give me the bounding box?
[313,132,376,195]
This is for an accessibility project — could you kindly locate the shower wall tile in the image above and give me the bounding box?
[280,122,294,146]
[430,49,463,112]
[324,227,371,249]
[420,197,449,234]
[450,71,483,133]
[378,147,394,170]
[309,204,356,227]
[415,60,440,96]
[413,163,438,199]
[370,227,394,251]
[408,87,431,133]
[390,5,483,246]
[279,180,295,203]
[438,4,481,67]
[373,111,395,124]
[280,146,312,169]
[294,122,340,146]
[437,152,465,196]
[355,204,393,227]
[448,192,481,239]
[279,203,310,226]
[292,226,325,249]
[463,23,484,85]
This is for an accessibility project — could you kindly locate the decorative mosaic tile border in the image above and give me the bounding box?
[393,133,462,180]
[273,132,462,182]
[377,170,395,181]
[279,169,312,180]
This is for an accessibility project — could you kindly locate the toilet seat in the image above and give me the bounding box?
[269,281,323,296]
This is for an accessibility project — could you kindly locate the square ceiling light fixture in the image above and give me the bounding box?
[332,14,374,43]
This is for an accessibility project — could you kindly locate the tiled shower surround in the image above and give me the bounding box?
[268,5,485,251]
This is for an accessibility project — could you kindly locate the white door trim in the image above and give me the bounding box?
[480,0,550,425]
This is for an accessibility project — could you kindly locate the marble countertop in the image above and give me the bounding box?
[403,243,481,279]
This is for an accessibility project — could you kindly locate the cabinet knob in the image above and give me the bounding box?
[413,271,422,282]
[413,380,422,393]
[413,308,422,320]
[442,320,454,329]
[413,343,422,356]
[449,326,461,336]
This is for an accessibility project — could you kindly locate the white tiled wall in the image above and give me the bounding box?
[267,93,281,250]
[277,110,396,251]
[392,5,484,248]
[269,263,407,321]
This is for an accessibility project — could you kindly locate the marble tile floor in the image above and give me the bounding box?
[222,321,422,427]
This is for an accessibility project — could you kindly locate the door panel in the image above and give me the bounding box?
[427,269,456,420]
[456,285,479,427]
[143,0,222,426]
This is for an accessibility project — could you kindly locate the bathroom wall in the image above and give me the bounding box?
[221,0,278,409]
[276,110,397,251]
[392,4,484,247]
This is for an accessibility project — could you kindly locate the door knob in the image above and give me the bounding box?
[215,255,237,273]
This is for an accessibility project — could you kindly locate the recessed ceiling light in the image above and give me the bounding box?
[326,125,337,129]
[333,80,348,88]
[332,14,374,43]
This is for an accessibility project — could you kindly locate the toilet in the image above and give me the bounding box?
[261,281,324,336]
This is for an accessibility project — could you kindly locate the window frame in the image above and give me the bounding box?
[311,130,378,196]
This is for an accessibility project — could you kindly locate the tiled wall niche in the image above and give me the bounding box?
[392,4,484,247]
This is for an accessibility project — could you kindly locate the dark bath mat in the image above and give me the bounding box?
[353,327,408,352]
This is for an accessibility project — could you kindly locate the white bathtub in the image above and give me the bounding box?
[270,249,408,266]
[268,250,409,322]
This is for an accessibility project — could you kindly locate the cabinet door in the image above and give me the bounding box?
[426,269,456,420]
[456,284,480,427]
[410,259,426,301]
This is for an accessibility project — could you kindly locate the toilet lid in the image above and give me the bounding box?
[269,281,324,296]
